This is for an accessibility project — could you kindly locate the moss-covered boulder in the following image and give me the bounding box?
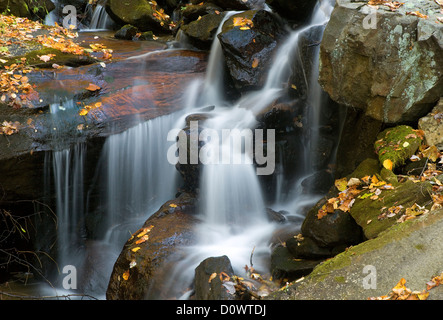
[350,179,432,239]
[105,0,171,33]
[374,125,423,171]
[180,12,226,50]
[0,0,55,19]
[268,209,443,300]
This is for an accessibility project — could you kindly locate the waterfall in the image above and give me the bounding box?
[162,0,336,299]
[88,3,113,30]
[100,114,181,246]
[51,144,86,269]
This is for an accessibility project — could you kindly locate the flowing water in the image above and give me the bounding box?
[158,0,336,299]
[37,0,336,299]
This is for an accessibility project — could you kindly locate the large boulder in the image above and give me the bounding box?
[105,0,171,32]
[0,0,55,19]
[319,0,443,124]
[106,193,199,300]
[218,10,287,92]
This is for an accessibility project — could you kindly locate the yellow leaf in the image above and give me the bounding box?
[169,203,177,208]
[135,234,149,244]
[334,177,348,192]
[137,225,153,238]
[122,270,130,280]
[131,247,141,252]
[79,108,89,116]
[383,159,393,170]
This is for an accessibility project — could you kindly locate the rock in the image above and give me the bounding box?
[270,246,322,281]
[218,10,287,91]
[181,3,223,24]
[180,12,226,50]
[334,107,383,178]
[286,236,334,260]
[300,170,334,195]
[266,208,287,223]
[301,198,363,248]
[265,0,318,24]
[0,0,55,19]
[194,256,236,300]
[210,0,266,11]
[270,209,443,300]
[418,98,443,150]
[346,158,380,180]
[106,193,199,300]
[114,24,139,40]
[105,0,171,33]
[319,0,443,124]
[350,180,432,239]
[374,125,423,171]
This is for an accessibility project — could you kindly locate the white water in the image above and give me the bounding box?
[100,114,181,246]
[160,0,336,299]
[88,3,113,30]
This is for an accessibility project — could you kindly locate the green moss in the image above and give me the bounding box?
[334,276,346,283]
[374,125,423,169]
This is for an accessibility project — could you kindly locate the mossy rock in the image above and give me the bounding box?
[2,47,96,68]
[350,180,432,239]
[346,158,380,179]
[374,125,423,170]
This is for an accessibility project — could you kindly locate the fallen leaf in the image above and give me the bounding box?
[122,270,130,280]
[131,246,141,253]
[85,83,101,91]
[383,159,393,170]
[208,272,217,283]
[38,54,56,62]
[252,58,259,68]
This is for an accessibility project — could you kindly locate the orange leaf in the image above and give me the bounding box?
[122,270,130,280]
[252,58,259,68]
[383,159,393,170]
[85,83,101,91]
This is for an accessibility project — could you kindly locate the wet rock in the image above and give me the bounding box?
[334,107,383,178]
[114,24,139,40]
[418,98,443,150]
[265,0,318,24]
[286,236,334,260]
[210,0,267,11]
[270,246,321,282]
[106,193,199,300]
[301,198,363,248]
[194,255,236,300]
[0,0,55,19]
[300,170,334,195]
[180,12,226,50]
[266,208,287,224]
[181,3,223,24]
[319,0,443,124]
[105,0,171,33]
[218,10,287,92]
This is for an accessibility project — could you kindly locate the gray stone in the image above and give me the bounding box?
[319,0,443,124]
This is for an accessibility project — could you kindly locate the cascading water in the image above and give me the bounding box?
[88,3,113,30]
[161,0,336,299]
[99,114,181,246]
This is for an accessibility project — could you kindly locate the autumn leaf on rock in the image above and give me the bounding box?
[86,83,101,91]
[383,159,393,171]
[122,270,130,281]
[406,11,429,19]
[38,54,56,62]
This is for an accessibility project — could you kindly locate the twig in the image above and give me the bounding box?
[249,246,255,268]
